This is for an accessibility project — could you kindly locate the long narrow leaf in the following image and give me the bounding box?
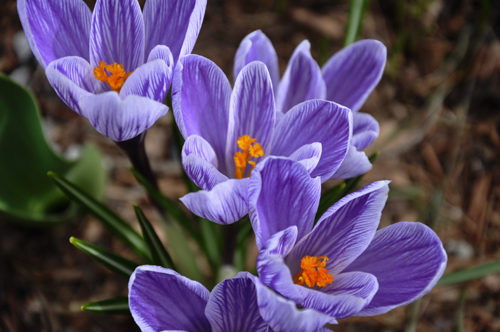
[437,260,500,287]
[81,296,129,315]
[70,237,139,278]
[200,218,221,269]
[48,172,150,261]
[315,182,346,221]
[344,0,369,46]
[130,167,200,243]
[134,205,176,270]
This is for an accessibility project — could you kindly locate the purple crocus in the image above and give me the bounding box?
[174,55,353,224]
[18,0,206,141]
[128,265,336,332]
[248,157,447,320]
[234,30,386,179]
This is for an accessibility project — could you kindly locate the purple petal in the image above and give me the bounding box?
[325,272,378,302]
[144,0,207,64]
[90,0,144,72]
[45,56,97,115]
[172,55,231,173]
[233,30,279,93]
[297,284,368,319]
[329,145,372,180]
[249,158,321,250]
[272,100,352,181]
[288,143,323,174]
[248,273,337,331]
[205,273,268,332]
[345,222,448,316]
[287,181,390,277]
[256,227,303,302]
[322,40,386,112]
[352,112,379,150]
[120,59,173,103]
[18,0,91,68]
[225,61,276,176]
[182,135,229,191]
[147,45,174,66]
[276,40,326,114]
[180,178,249,225]
[128,265,211,332]
[78,92,168,142]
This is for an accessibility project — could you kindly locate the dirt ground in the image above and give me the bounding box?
[1,0,500,331]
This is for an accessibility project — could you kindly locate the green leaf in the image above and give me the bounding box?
[315,182,346,221]
[69,237,139,278]
[0,74,106,225]
[200,217,221,269]
[81,296,129,315]
[344,0,369,46]
[134,205,176,270]
[130,167,200,243]
[437,260,500,287]
[48,172,150,261]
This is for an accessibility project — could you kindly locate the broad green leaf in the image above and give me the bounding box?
[344,0,369,46]
[0,74,106,225]
[48,172,150,261]
[134,205,176,270]
[81,296,129,315]
[70,237,139,278]
[437,260,500,287]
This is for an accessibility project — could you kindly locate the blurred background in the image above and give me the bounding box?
[1,0,500,331]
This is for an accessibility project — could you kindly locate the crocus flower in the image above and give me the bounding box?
[128,265,336,332]
[234,30,386,178]
[18,0,206,141]
[174,55,353,224]
[248,157,447,320]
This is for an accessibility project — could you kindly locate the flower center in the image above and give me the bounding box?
[233,135,264,179]
[292,256,334,288]
[93,61,133,93]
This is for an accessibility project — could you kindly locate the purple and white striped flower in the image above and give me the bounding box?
[128,266,336,332]
[174,55,353,225]
[249,157,447,320]
[18,0,206,141]
[234,30,386,179]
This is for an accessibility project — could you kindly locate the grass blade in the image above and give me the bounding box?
[134,205,176,270]
[48,172,150,261]
[437,260,500,287]
[81,296,129,315]
[344,0,369,46]
[70,237,139,278]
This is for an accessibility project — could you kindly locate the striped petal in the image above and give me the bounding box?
[345,222,447,316]
[233,30,279,93]
[90,0,144,72]
[322,40,386,112]
[276,40,326,113]
[18,0,91,68]
[78,92,168,142]
[144,0,207,64]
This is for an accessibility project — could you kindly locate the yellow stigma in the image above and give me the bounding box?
[233,135,264,179]
[293,256,334,288]
[93,61,133,93]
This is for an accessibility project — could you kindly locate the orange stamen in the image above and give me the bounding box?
[293,256,334,288]
[234,135,264,179]
[93,61,133,93]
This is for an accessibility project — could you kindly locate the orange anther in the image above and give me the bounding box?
[293,256,334,288]
[93,61,133,93]
[234,135,264,179]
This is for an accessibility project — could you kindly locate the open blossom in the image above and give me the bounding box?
[128,266,335,332]
[248,158,447,320]
[234,30,386,178]
[174,55,353,225]
[18,0,206,141]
